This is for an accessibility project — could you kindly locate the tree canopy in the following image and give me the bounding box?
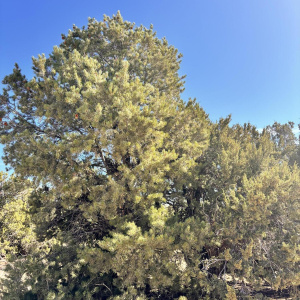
[0,11,299,299]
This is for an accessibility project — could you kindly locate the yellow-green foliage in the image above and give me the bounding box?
[0,11,299,300]
[0,173,35,257]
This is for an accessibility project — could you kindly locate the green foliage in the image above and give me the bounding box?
[0,173,34,257]
[264,121,299,164]
[0,11,299,299]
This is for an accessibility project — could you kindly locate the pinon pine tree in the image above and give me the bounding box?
[192,120,300,297]
[0,12,211,299]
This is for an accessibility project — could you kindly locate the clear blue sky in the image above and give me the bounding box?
[0,0,300,172]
